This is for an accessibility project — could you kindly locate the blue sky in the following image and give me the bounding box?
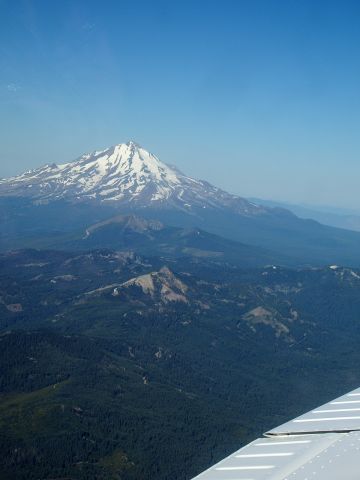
[1,0,360,208]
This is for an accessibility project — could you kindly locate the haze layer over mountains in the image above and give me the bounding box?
[2,141,360,480]
[1,141,360,266]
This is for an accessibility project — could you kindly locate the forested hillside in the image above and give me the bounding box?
[1,250,360,479]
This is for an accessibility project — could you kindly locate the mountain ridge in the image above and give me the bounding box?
[18,213,289,268]
[0,141,266,216]
[2,142,360,267]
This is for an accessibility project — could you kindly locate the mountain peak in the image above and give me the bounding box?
[85,214,164,238]
[0,141,266,216]
[119,266,189,304]
[125,140,142,148]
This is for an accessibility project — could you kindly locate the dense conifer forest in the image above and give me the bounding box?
[1,249,360,478]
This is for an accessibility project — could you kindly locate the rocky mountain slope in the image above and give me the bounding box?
[0,141,266,215]
[2,142,360,267]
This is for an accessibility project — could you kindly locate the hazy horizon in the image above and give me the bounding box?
[2,0,360,209]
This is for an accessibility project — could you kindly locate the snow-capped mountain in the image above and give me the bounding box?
[0,141,265,215]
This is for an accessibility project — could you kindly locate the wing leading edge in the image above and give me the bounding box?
[191,387,360,480]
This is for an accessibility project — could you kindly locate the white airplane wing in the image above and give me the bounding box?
[192,386,360,480]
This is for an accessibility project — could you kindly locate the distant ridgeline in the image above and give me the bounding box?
[2,142,360,479]
[1,141,360,266]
